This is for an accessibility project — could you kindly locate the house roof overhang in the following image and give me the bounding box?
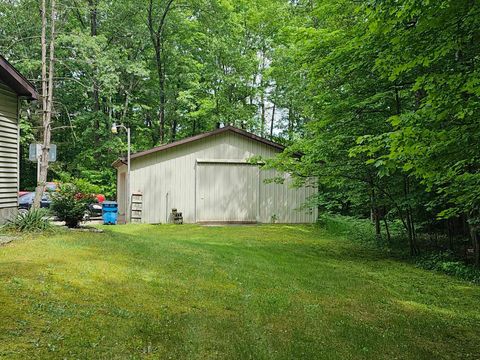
[112,158,127,168]
[0,55,38,100]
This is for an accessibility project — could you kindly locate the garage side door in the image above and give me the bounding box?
[196,163,258,222]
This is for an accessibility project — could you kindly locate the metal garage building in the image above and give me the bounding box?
[0,56,37,223]
[113,126,317,224]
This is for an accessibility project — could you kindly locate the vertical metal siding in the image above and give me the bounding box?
[116,165,127,223]
[0,81,19,215]
[196,163,259,222]
[258,170,317,223]
[125,131,317,224]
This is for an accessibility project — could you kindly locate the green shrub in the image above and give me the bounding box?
[319,214,480,283]
[5,208,51,232]
[318,213,405,250]
[416,252,480,284]
[319,214,378,243]
[55,171,107,197]
[50,183,95,228]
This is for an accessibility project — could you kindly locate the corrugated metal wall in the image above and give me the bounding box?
[121,131,317,224]
[0,81,19,222]
[196,163,259,222]
[259,169,317,223]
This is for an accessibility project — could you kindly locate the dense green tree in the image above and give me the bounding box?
[1,0,289,196]
[264,0,479,261]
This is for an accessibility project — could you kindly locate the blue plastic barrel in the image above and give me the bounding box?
[102,201,118,225]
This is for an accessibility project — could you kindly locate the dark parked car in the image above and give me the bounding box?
[88,202,103,218]
[18,192,52,213]
[19,191,103,221]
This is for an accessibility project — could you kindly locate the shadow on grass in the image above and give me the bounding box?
[0,225,479,359]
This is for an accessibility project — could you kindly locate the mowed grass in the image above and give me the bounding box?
[0,225,479,359]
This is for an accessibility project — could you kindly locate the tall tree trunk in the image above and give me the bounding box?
[288,107,294,141]
[33,0,56,208]
[473,230,480,268]
[309,0,318,27]
[469,220,480,268]
[403,175,419,255]
[270,103,275,139]
[374,211,381,238]
[89,0,97,36]
[89,0,100,147]
[260,95,265,137]
[159,56,166,142]
[370,183,381,238]
[394,86,418,254]
[152,41,166,142]
[383,214,391,244]
[171,116,177,142]
[259,49,267,136]
[447,219,454,251]
[405,208,414,254]
[148,0,175,144]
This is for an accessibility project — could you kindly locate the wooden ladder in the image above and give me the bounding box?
[130,192,143,223]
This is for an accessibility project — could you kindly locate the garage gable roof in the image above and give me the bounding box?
[0,55,38,100]
[113,126,286,168]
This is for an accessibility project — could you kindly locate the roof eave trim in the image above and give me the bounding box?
[112,158,127,168]
[0,55,39,100]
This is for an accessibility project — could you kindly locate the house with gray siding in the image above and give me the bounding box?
[113,126,317,224]
[0,56,37,223]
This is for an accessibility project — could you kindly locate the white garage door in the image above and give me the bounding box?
[196,163,259,222]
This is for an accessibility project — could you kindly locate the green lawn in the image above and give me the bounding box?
[0,225,479,359]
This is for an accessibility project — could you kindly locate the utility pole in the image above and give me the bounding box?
[112,123,131,223]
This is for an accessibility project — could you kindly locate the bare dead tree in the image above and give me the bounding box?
[33,0,56,208]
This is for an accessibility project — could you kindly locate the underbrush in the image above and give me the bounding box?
[416,251,480,284]
[318,213,480,284]
[318,214,404,250]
